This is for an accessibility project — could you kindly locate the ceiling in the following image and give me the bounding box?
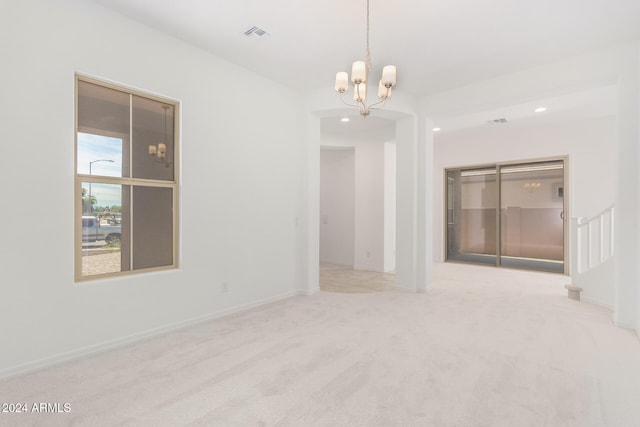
[92,0,640,132]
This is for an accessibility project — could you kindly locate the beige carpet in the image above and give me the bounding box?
[1,263,639,426]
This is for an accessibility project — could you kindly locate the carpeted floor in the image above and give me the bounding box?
[1,263,639,426]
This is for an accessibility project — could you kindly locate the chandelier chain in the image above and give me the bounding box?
[365,0,371,72]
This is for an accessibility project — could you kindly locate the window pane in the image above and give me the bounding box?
[77,133,123,177]
[446,168,497,265]
[132,186,173,270]
[500,161,564,272]
[77,81,130,177]
[132,96,175,181]
[81,182,130,277]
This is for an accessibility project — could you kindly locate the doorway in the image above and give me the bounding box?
[446,159,565,273]
[319,140,397,273]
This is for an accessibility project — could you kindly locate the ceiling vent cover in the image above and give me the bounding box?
[486,118,508,125]
[244,26,270,39]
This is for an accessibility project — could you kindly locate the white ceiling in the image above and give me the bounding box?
[93,0,640,131]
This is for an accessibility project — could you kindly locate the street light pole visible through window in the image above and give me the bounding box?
[88,159,114,200]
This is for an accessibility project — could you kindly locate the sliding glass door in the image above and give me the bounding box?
[446,159,565,273]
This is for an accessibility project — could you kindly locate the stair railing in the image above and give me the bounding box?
[571,205,614,276]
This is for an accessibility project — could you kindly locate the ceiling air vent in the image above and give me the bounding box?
[244,26,270,39]
[486,118,508,125]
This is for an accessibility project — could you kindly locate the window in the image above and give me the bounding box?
[75,76,178,280]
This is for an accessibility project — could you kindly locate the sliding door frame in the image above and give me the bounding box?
[444,156,569,274]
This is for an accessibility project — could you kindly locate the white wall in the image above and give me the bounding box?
[614,43,640,331]
[433,116,616,263]
[320,149,355,266]
[0,0,303,376]
[384,142,397,272]
[353,139,386,271]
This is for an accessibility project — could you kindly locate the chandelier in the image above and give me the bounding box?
[334,0,397,118]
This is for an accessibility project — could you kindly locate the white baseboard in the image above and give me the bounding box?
[612,317,637,331]
[298,287,320,296]
[319,259,352,267]
[580,296,613,311]
[0,290,300,381]
[395,284,418,293]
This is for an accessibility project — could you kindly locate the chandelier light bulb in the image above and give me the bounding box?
[354,83,367,102]
[377,80,391,98]
[381,65,397,87]
[335,72,349,92]
[351,61,367,84]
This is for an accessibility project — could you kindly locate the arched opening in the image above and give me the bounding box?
[300,103,431,295]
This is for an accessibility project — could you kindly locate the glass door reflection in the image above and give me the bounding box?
[446,168,497,266]
[446,159,565,274]
[499,161,564,273]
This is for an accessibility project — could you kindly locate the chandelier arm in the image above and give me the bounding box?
[338,92,362,108]
[367,98,389,111]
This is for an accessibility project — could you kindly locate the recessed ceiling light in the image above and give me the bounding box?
[432,127,441,132]
[535,107,547,113]
[341,117,350,123]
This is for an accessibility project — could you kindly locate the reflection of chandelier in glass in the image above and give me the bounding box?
[148,104,172,167]
[524,182,541,192]
[334,0,397,118]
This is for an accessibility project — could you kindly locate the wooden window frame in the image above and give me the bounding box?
[74,75,179,282]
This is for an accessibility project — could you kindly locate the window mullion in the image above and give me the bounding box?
[129,94,134,272]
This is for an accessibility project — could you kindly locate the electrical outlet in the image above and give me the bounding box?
[221,282,229,293]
